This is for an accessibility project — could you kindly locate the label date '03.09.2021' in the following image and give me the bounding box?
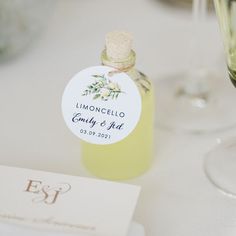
[80,129,111,139]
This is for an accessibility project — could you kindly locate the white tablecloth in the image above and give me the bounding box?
[0,0,236,236]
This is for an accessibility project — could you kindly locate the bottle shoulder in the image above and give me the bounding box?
[127,69,153,95]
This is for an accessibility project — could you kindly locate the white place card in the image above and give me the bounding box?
[0,221,145,236]
[0,165,140,236]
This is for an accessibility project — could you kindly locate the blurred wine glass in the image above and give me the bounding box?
[204,0,236,198]
[155,0,236,133]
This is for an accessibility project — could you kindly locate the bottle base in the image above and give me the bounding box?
[82,158,151,181]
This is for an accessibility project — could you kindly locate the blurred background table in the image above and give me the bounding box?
[0,0,236,235]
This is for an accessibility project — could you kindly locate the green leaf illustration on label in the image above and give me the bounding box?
[82,74,124,101]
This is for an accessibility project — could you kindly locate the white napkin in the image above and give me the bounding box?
[0,221,145,236]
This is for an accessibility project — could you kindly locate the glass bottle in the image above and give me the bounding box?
[81,31,154,180]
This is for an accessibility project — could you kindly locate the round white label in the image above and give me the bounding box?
[62,66,142,145]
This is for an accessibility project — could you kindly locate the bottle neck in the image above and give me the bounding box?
[101,49,136,73]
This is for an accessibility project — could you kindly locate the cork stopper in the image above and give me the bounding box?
[105,31,133,61]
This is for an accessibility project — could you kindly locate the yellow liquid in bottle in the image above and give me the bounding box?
[81,69,154,180]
